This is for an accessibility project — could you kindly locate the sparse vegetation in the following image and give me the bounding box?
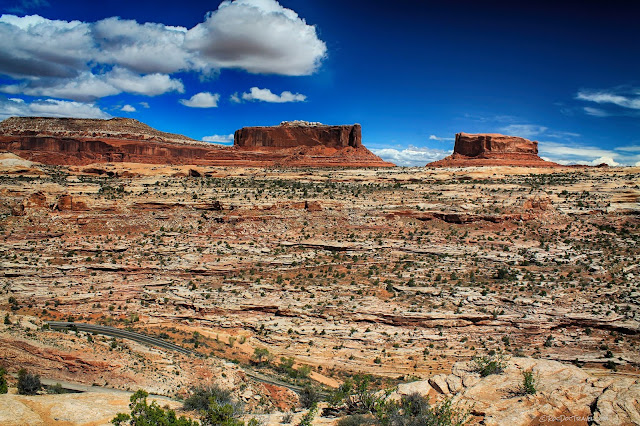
[471,354,507,377]
[17,369,41,395]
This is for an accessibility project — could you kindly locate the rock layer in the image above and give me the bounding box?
[0,117,392,168]
[234,121,362,149]
[428,132,558,167]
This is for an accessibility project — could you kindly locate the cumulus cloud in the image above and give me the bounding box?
[371,146,449,167]
[0,67,184,101]
[92,17,191,75]
[121,104,136,112]
[184,0,327,75]
[202,134,234,144]
[241,87,306,103]
[139,101,149,108]
[229,92,241,103]
[179,92,220,108]
[0,96,110,120]
[0,1,327,101]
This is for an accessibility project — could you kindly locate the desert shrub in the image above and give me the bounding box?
[184,385,236,413]
[330,374,470,426]
[299,402,318,426]
[0,367,8,394]
[17,369,41,395]
[471,354,506,377]
[520,370,537,395]
[299,384,322,408]
[377,393,470,426]
[47,383,68,394]
[112,390,197,426]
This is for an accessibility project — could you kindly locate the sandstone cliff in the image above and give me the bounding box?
[234,121,362,149]
[428,132,558,167]
[0,117,393,168]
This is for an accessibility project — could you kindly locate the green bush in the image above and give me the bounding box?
[17,369,41,395]
[299,384,322,409]
[299,402,318,426]
[112,390,197,426]
[181,385,258,426]
[520,370,537,395]
[330,374,470,426]
[47,383,68,394]
[471,354,506,377]
[0,367,8,394]
[184,385,236,413]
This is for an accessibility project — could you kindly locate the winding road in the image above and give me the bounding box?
[45,321,314,395]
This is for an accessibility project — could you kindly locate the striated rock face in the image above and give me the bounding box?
[0,117,392,168]
[234,122,362,149]
[453,132,538,157]
[428,132,559,167]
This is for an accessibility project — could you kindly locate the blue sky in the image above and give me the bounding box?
[0,0,639,166]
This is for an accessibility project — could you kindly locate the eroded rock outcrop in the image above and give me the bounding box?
[428,132,559,167]
[0,117,393,168]
[395,358,640,426]
[234,121,362,149]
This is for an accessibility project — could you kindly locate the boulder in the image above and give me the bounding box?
[428,374,450,394]
[396,380,434,397]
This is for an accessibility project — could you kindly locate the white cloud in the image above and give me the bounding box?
[539,141,640,166]
[104,67,184,97]
[0,96,110,120]
[429,134,454,141]
[184,0,327,76]
[203,134,234,144]
[577,88,640,110]
[121,104,136,112]
[0,2,327,102]
[179,92,220,108]
[576,86,640,117]
[241,87,306,103]
[371,146,449,167]
[92,17,191,74]
[0,67,184,101]
[229,92,241,103]
[616,145,640,152]
[0,14,94,79]
[139,101,149,108]
[583,106,610,117]
[499,124,548,139]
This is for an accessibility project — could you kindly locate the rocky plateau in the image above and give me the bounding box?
[0,117,392,168]
[0,144,638,424]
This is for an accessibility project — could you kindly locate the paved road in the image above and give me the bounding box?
[45,321,316,395]
[47,321,196,355]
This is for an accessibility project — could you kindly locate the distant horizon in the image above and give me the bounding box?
[1,0,639,166]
